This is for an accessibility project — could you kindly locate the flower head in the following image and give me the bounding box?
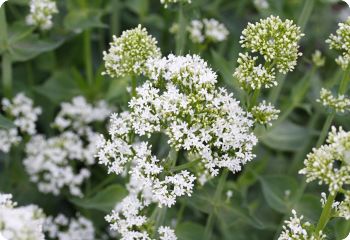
[326,17,350,70]
[0,193,45,240]
[187,18,229,44]
[299,127,350,195]
[44,214,95,240]
[318,88,350,113]
[103,25,161,78]
[26,0,58,30]
[240,15,304,74]
[251,100,280,126]
[233,53,276,90]
[312,50,326,67]
[278,209,326,240]
[160,0,191,8]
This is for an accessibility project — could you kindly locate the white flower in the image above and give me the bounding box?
[253,0,269,9]
[158,226,177,240]
[2,93,42,135]
[299,127,350,195]
[318,88,350,113]
[0,193,45,240]
[44,214,95,240]
[103,25,161,78]
[0,128,21,153]
[187,19,229,44]
[26,0,58,30]
[160,0,191,8]
[54,96,112,135]
[251,100,280,126]
[278,209,326,240]
[23,132,91,197]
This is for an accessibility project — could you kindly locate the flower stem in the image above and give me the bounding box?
[84,30,93,85]
[0,6,12,99]
[268,73,285,105]
[176,3,186,55]
[131,75,137,97]
[204,168,229,240]
[297,0,315,32]
[249,88,260,110]
[314,193,336,237]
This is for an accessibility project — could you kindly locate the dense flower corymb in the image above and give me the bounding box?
[278,210,326,240]
[26,0,58,30]
[240,15,304,74]
[187,18,229,44]
[251,101,280,126]
[103,25,161,78]
[326,17,350,70]
[318,88,350,113]
[0,193,45,240]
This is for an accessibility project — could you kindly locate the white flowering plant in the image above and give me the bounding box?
[0,0,350,240]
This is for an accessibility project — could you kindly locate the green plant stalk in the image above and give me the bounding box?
[0,6,12,99]
[268,74,285,105]
[249,88,260,110]
[111,0,121,37]
[314,193,336,237]
[84,30,93,85]
[131,75,137,97]
[204,168,229,240]
[176,3,186,55]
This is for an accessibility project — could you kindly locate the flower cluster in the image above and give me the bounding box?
[102,25,161,78]
[299,127,350,219]
[44,214,95,240]
[187,18,229,44]
[312,50,326,67]
[278,210,326,240]
[251,101,280,126]
[318,88,350,113]
[26,0,58,31]
[326,17,350,70]
[160,0,191,8]
[0,193,45,240]
[99,53,257,238]
[24,96,111,196]
[0,93,41,153]
[234,16,303,91]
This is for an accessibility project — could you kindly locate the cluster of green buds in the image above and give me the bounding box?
[102,25,161,78]
[326,17,350,70]
[299,127,350,220]
[160,0,191,8]
[318,88,350,113]
[251,100,280,126]
[234,16,304,91]
[312,50,326,67]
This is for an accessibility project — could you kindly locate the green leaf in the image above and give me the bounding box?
[64,9,107,32]
[294,194,322,222]
[176,222,205,240]
[34,71,81,104]
[70,184,127,212]
[259,175,299,213]
[260,121,314,152]
[0,114,15,129]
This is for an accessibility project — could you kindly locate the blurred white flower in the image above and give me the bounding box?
[26,0,58,30]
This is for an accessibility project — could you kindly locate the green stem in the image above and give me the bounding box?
[0,6,11,99]
[170,158,201,172]
[314,193,337,237]
[131,75,137,97]
[84,30,93,85]
[204,168,229,240]
[249,88,260,110]
[297,0,315,31]
[315,112,335,147]
[268,74,285,105]
[338,65,350,95]
[176,4,186,55]
[110,0,121,37]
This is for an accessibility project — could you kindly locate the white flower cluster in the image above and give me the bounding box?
[53,96,112,134]
[0,93,42,153]
[106,194,177,240]
[44,214,95,240]
[326,17,350,70]
[299,127,350,195]
[234,16,304,91]
[278,209,326,240]
[26,0,58,31]
[103,25,161,78]
[0,193,45,240]
[160,0,191,8]
[99,54,257,239]
[24,96,111,196]
[251,101,280,126]
[187,18,229,44]
[312,50,326,67]
[318,88,350,113]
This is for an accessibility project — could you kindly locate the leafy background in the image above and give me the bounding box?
[0,0,349,239]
